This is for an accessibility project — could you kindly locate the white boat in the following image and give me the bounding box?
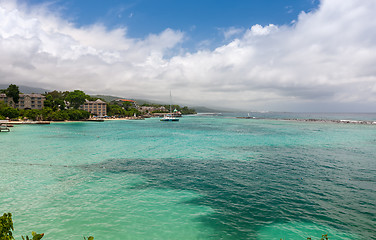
[160,91,179,122]
[0,124,10,132]
[160,114,179,121]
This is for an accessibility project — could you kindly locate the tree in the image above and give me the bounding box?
[49,111,69,121]
[66,109,90,120]
[45,90,65,100]
[0,213,14,240]
[0,107,19,119]
[5,84,20,104]
[43,95,66,111]
[181,106,196,114]
[107,104,126,116]
[55,99,66,111]
[1,213,44,240]
[24,109,42,121]
[43,95,55,109]
[122,101,133,111]
[65,90,87,109]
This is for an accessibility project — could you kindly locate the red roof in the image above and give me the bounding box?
[116,99,135,102]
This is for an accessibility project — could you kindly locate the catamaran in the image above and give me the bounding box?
[160,91,179,122]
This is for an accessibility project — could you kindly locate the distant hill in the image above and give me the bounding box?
[90,95,123,102]
[0,84,50,94]
[91,95,166,106]
[191,106,224,113]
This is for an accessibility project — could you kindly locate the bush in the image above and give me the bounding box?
[24,109,42,121]
[0,107,19,119]
[0,213,14,240]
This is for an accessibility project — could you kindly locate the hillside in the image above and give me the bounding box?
[0,84,50,94]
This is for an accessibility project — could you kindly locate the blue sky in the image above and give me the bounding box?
[1,0,376,111]
[25,0,319,50]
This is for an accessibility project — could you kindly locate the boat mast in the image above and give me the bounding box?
[169,90,172,114]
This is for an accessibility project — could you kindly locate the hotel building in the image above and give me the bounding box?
[0,93,45,109]
[79,99,107,117]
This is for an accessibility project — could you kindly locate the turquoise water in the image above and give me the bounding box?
[1,115,375,239]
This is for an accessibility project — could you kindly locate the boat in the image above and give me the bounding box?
[0,124,10,132]
[160,113,179,121]
[160,91,179,122]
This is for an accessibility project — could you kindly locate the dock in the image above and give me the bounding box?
[8,121,50,125]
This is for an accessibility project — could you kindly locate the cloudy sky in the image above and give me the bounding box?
[0,0,375,112]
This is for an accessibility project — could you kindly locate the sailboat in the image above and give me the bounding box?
[160,91,179,122]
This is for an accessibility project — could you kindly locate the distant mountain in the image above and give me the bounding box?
[91,95,165,106]
[90,95,123,102]
[192,106,225,113]
[0,84,50,94]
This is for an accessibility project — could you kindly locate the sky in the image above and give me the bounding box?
[0,0,375,112]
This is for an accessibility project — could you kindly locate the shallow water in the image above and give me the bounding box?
[1,115,375,239]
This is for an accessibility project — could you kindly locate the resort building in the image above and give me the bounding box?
[139,106,167,113]
[0,93,45,109]
[80,99,107,117]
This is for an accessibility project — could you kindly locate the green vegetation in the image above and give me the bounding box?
[0,86,91,121]
[141,103,196,115]
[0,104,90,121]
[179,106,196,115]
[65,90,88,109]
[44,91,66,111]
[0,213,44,240]
[0,103,19,119]
[0,213,14,240]
[5,84,20,104]
[1,213,94,240]
[162,105,196,114]
[0,84,196,120]
[107,101,140,117]
[21,232,44,240]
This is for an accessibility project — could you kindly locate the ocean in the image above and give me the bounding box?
[1,113,375,239]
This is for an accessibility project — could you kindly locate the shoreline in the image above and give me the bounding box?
[6,117,146,125]
[5,116,376,125]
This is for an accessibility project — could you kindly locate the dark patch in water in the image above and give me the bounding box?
[80,145,376,239]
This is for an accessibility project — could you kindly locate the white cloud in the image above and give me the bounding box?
[248,24,278,36]
[1,0,376,111]
[222,27,244,40]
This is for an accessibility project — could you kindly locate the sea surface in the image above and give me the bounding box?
[1,113,375,240]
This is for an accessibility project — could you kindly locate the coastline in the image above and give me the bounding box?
[5,115,376,125]
[5,116,146,125]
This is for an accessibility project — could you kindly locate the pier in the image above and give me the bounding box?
[8,121,50,125]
